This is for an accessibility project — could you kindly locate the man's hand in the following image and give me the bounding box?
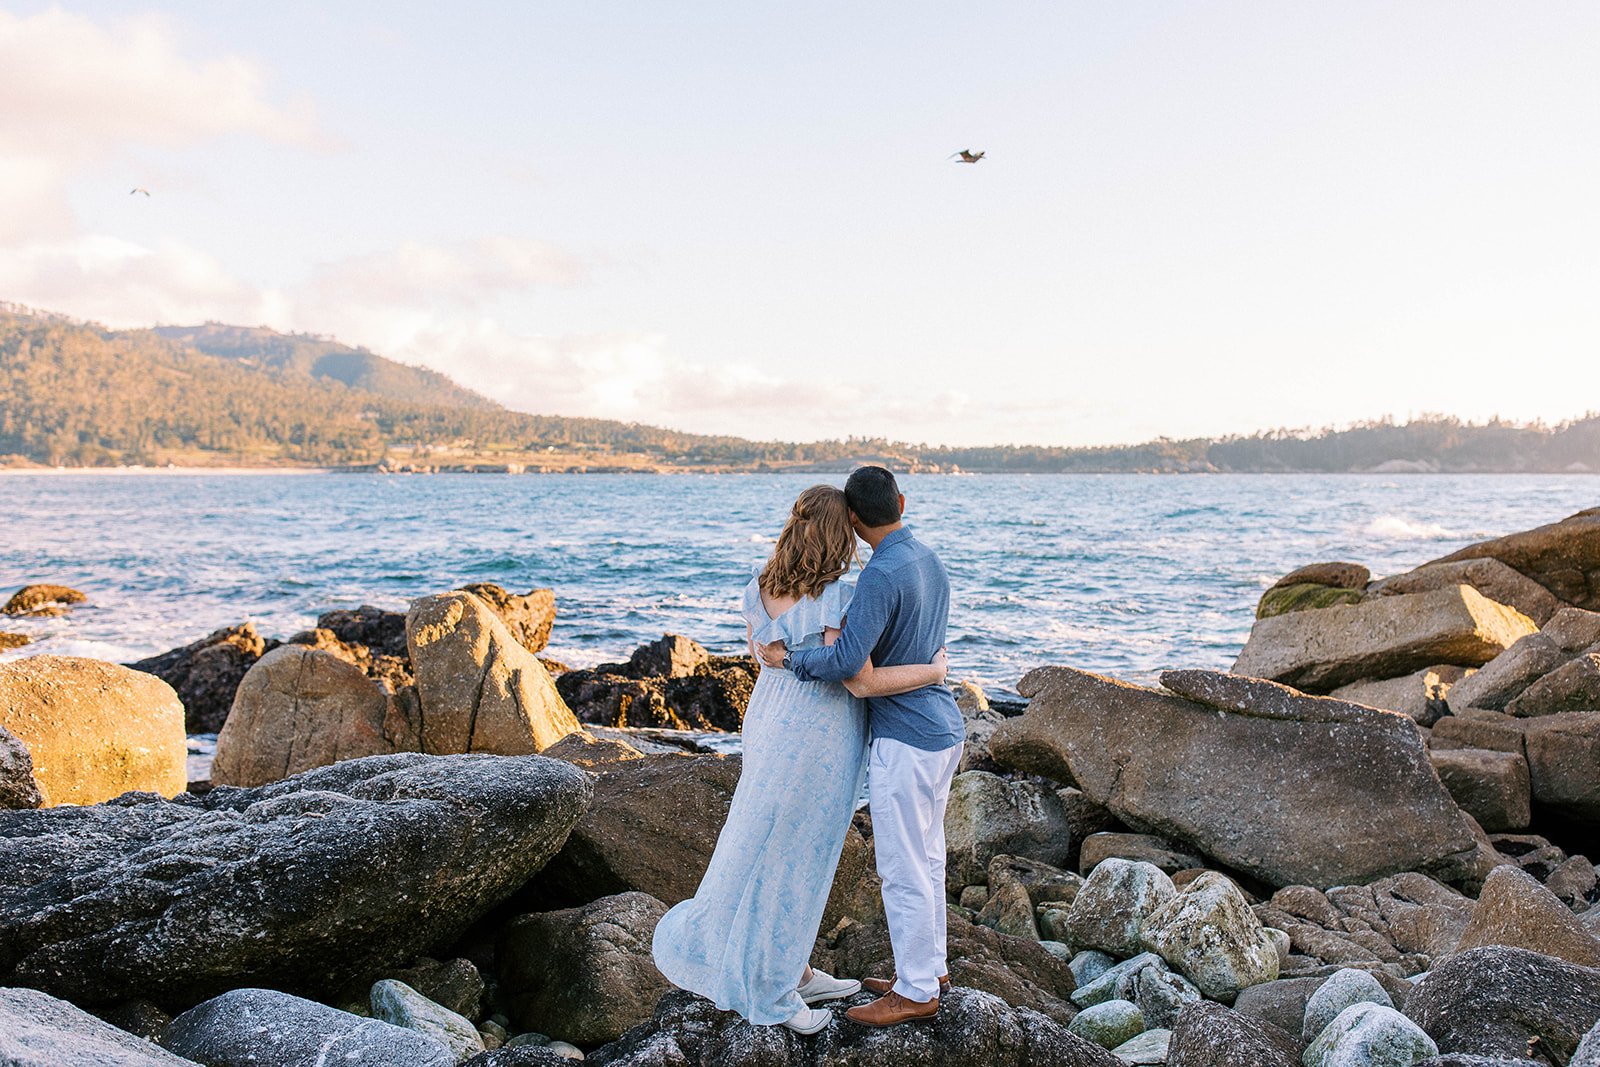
[757,639,788,669]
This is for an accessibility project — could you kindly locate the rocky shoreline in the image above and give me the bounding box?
[1,507,1599,1066]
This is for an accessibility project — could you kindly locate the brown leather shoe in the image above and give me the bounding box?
[845,990,939,1027]
[861,974,950,996]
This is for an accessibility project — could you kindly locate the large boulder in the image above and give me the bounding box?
[457,584,556,654]
[1139,871,1280,1001]
[1428,749,1530,833]
[586,987,1123,1067]
[498,892,670,1045]
[1423,508,1600,611]
[0,723,41,809]
[1232,586,1536,693]
[2,584,86,616]
[1064,859,1176,958]
[1451,865,1600,967]
[1369,558,1563,626]
[1302,1002,1438,1067]
[1302,968,1394,1044]
[1403,946,1600,1063]
[0,753,590,1007]
[127,623,274,734]
[1330,665,1467,725]
[991,667,1482,888]
[1167,1001,1302,1067]
[161,988,453,1067]
[407,591,582,754]
[944,771,1072,891]
[0,655,186,805]
[0,986,199,1066]
[1522,712,1600,829]
[1505,651,1600,716]
[210,645,418,787]
[1443,635,1566,713]
[554,635,755,732]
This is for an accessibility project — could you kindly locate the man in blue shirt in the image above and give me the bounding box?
[758,465,964,1027]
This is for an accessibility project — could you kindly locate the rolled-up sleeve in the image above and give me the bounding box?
[788,568,891,682]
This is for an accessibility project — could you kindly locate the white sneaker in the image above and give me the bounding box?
[797,968,862,1005]
[782,1005,832,1035]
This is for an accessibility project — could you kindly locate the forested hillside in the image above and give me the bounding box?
[1,306,1596,472]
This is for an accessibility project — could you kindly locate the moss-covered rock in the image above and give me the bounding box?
[1257,582,1365,620]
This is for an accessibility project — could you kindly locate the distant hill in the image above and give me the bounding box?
[2,305,1597,473]
[152,323,498,411]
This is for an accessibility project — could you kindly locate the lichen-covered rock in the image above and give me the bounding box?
[1233,586,1536,693]
[1403,946,1600,1062]
[1451,865,1600,967]
[1067,999,1146,1049]
[1168,1001,1302,1067]
[1428,749,1530,833]
[977,868,1042,940]
[0,655,186,805]
[211,645,417,786]
[1575,1019,1600,1067]
[161,988,454,1066]
[1129,959,1202,1029]
[1258,583,1365,620]
[1303,1003,1438,1067]
[1506,652,1600,717]
[1369,559,1563,626]
[407,591,582,754]
[586,987,1125,1067]
[0,753,590,1007]
[371,979,485,1062]
[944,771,1072,891]
[1140,872,1280,1000]
[990,854,1083,907]
[1066,859,1176,958]
[992,667,1483,889]
[1073,953,1163,1008]
[0,723,41,809]
[1111,1027,1172,1065]
[0,986,198,1066]
[498,892,671,1046]
[127,623,275,734]
[1274,563,1373,592]
[1423,508,1600,612]
[1302,969,1394,1045]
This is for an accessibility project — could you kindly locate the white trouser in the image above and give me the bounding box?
[868,736,964,1003]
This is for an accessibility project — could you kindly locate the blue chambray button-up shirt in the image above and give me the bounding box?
[787,526,964,752]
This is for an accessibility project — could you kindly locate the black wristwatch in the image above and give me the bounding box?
[782,651,794,671]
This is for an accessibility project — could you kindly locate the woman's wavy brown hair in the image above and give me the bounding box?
[759,485,857,600]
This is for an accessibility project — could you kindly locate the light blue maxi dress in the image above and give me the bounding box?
[651,576,870,1025]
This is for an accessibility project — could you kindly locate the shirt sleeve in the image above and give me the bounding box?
[787,567,891,682]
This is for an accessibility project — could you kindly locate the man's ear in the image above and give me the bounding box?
[897,493,906,518]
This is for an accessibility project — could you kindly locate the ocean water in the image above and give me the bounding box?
[1,472,1593,694]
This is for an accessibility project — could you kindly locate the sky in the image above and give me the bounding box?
[1,3,1596,447]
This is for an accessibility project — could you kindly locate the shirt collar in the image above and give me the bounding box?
[874,525,913,551]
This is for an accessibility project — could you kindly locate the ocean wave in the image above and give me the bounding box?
[1360,515,1460,541]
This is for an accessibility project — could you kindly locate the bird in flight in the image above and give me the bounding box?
[950,150,985,164]
[129,187,151,196]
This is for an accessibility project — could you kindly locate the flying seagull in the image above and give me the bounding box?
[950,150,985,164]
[130,187,151,196]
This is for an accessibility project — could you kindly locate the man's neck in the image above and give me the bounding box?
[860,521,904,551]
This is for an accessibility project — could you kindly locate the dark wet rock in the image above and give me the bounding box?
[463,1047,576,1067]
[1452,865,1600,967]
[820,906,1081,1026]
[1331,665,1468,725]
[1507,652,1600,717]
[127,623,276,734]
[458,584,556,655]
[1257,583,1365,620]
[1232,586,1537,693]
[210,645,418,787]
[498,892,670,1045]
[1430,749,1531,833]
[1403,946,1600,1063]
[95,999,173,1042]
[1370,558,1564,626]
[1424,507,1600,611]
[2,583,87,616]
[588,987,1122,1067]
[407,591,583,755]
[0,986,198,1066]
[317,604,411,656]
[555,635,755,732]
[0,723,41,809]
[992,666,1483,889]
[0,654,187,806]
[160,988,453,1067]
[0,752,590,1008]
[1415,1057,1544,1067]
[1167,1000,1302,1067]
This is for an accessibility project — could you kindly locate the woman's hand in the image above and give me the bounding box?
[931,647,949,683]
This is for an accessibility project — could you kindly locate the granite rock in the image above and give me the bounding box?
[1402,946,1600,1063]
[0,986,198,1066]
[161,988,454,1067]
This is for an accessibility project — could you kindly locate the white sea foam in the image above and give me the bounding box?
[1360,515,1458,541]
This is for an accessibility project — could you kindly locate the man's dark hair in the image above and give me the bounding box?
[844,465,902,527]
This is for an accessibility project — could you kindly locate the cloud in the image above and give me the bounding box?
[0,8,318,240]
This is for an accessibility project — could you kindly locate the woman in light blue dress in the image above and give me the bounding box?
[652,485,948,1034]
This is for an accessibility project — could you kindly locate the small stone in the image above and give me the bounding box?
[976,870,1040,940]
[1112,1027,1172,1065]
[1038,901,1073,942]
[1067,859,1177,957]
[1040,940,1074,961]
[545,1041,583,1060]
[370,979,485,1062]
[1264,927,1292,968]
[1132,962,1202,1029]
[959,885,989,910]
[1067,999,1148,1050]
[1071,950,1120,988]
[1546,856,1599,909]
[1302,1002,1437,1066]
[1302,968,1394,1045]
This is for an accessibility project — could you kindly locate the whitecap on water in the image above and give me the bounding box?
[1360,515,1459,541]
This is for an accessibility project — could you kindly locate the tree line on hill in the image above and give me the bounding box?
[1,308,1595,472]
